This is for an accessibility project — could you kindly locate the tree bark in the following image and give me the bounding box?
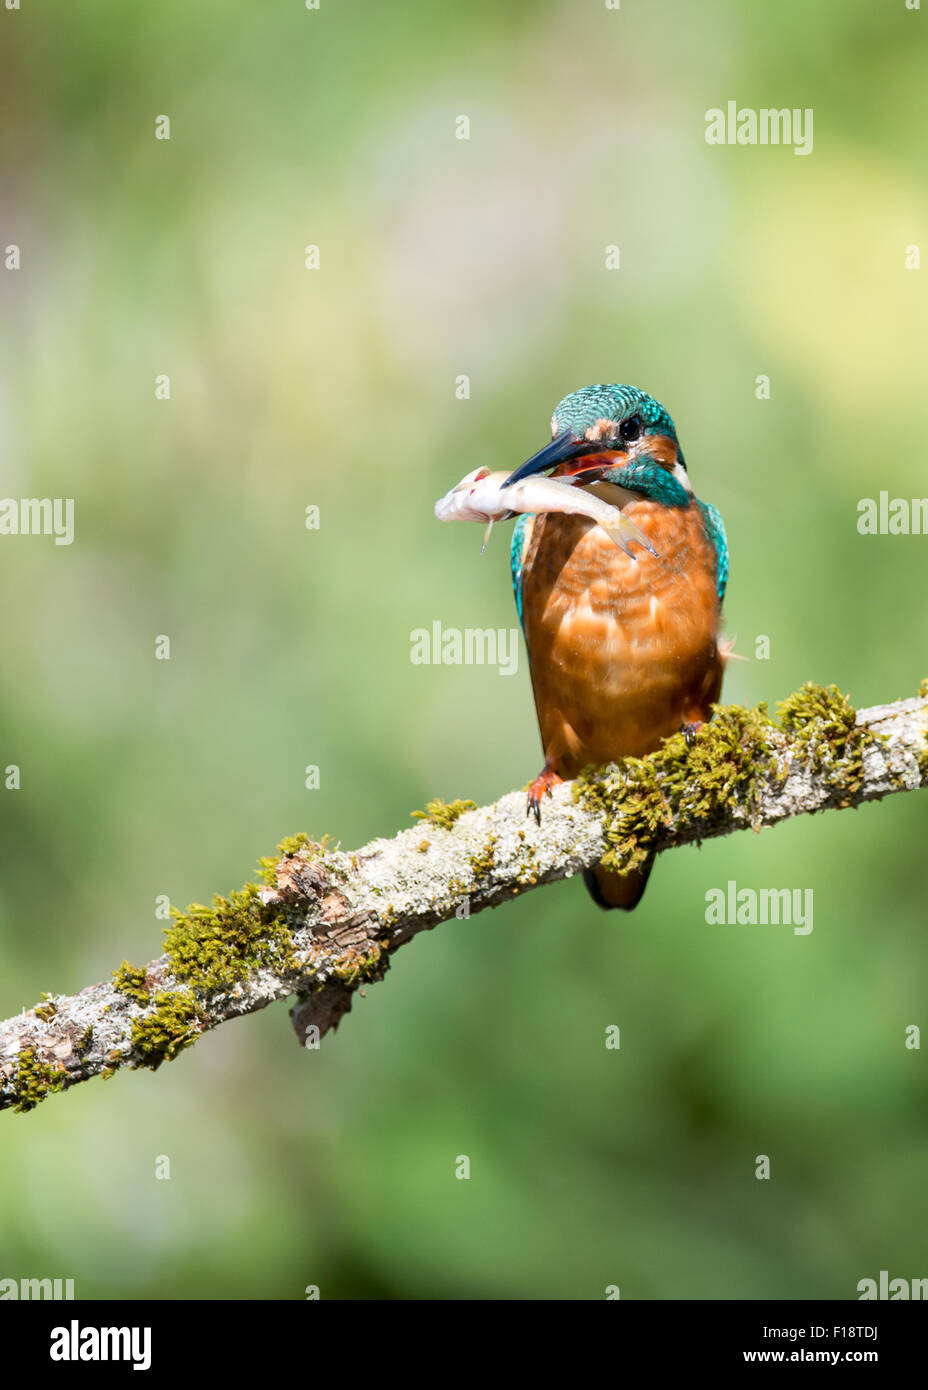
[2,684,925,1113]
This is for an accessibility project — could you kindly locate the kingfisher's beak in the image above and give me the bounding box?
[503,430,595,487]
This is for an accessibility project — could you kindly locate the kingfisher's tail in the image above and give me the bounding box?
[583,856,655,911]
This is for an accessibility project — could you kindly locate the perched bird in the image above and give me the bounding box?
[506,384,730,910]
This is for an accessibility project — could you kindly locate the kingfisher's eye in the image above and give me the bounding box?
[619,414,642,443]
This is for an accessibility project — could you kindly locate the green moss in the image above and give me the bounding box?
[130,989,203,1069]
[331,942,389,988]
[411,798,477,831]
[517,842,538,887]
[33,993,58,1023]
[778,683,855,766]
[575,685,899,875]
[165,882,296,995]
[918,714,928,786]
[446,875,468,901]
[777,682,888,803]
[9,1047,65,1113]
[919,677,928,700]
[468,835,498,882]
[577,702,780,875]
[662,704,781,819]
[76,1025,93,1055]
[112,961,151,1006]
[577,755,668,875]
[277,832,313,857]
[257,832,335,886]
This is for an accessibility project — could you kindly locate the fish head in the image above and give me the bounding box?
[434,467,499,523]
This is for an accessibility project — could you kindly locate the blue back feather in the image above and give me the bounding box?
[510,513,533,637]
[698,500,729,601]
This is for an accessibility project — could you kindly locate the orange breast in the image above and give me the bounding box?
[521,500,723,774]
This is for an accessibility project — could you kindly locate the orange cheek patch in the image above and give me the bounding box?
[632,433,678,465]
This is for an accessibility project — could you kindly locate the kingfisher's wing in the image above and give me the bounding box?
[698,500,729,602]
[509,513,534,638]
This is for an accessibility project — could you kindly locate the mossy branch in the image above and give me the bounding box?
[2,682,927,1114]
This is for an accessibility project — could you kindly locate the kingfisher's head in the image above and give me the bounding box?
[504,384,686,488]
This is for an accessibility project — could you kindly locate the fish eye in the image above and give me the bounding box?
[619,414,642,443]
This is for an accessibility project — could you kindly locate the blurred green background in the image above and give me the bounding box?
[1,0,926,1300]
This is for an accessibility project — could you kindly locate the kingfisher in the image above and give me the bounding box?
[506,383,730,910]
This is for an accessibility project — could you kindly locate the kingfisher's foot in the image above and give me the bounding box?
[681,720,703,747]
[526,764,563,825]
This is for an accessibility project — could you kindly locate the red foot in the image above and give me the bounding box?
[526,765,563,825]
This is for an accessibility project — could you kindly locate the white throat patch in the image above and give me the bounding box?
[672,460,692,494]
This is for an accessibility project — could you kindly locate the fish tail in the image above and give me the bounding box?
[602,516,658,559]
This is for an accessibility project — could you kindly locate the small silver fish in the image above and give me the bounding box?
[434,467,658,559]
